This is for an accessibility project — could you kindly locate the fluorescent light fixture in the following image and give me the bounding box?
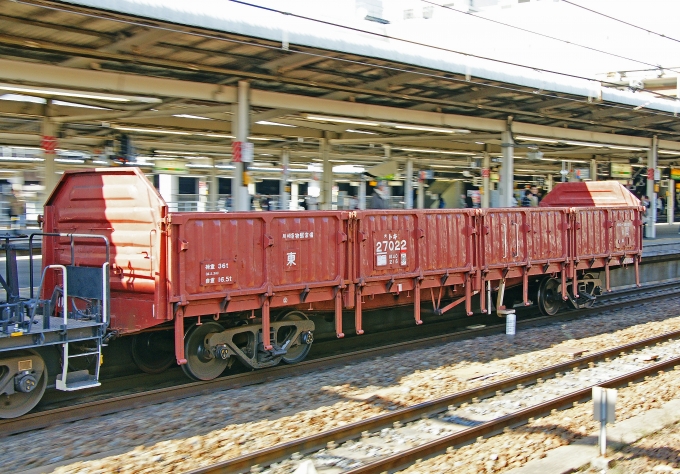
[113,126,191,135]
[607,145,646,151]
[659,150,680,155]
[55,158,85,164]
[92,160,108,164]
[346,129,378,135]
[392,124,469,134]
[155,150,198,155]
[173,114,212,120]
[0,156,43,162]
[306,114,380,126]
[215,164,235,169]
[333,165,365,173]
[256,121,296,127]
[430,164,465,169]
[397,147,473,155]
[515,136,559,144]
[199,133,234,138]
[248,136,276,141]
[0,93,45,103]
[186,164,214,168]
[562,140,605,148]
[0,83,161,103]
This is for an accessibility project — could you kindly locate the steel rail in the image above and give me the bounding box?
[345,355,680,474]
[0,283,678,438]
[185,329,680,474]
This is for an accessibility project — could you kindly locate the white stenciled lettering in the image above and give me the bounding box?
[286,251,297,267]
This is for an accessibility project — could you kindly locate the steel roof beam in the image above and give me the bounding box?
[1,58,679,150]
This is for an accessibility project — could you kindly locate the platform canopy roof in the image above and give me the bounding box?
[0,0,679,179]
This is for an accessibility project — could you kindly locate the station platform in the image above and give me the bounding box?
[0,224,678,258]
[642,224,680,258]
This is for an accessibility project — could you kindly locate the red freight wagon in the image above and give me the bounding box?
[41,169,642,383]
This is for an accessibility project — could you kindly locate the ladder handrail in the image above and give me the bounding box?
[29,233,110,299]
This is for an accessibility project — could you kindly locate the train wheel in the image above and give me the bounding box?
[0,350,47,419]
[276,311,313,364]
[131,332,175,375]
[182,322,228,381]
[537,277,562,316]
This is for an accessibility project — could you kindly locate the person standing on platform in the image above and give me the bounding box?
[521,189,533,207]
[7,189,25,230]
[369,181,388,209]
[530,186,539,207]
[438,196,446,208]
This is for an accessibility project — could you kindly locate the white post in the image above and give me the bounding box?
[321,137,332,210]
[232,81,251,211]
[599,395,607,457]
[668,179,675,224]
[290,181,299,210]
[547,173,554,192]
[647,136,658,238]
[501,131,514,207]
[417,177,425,209]
[209,159,218,211]
[590,157,597,182]
[405,158,414,209]
[279,147,289,210]
[482,152,490,208]
[358,177,366,210]
[41,103,58,206]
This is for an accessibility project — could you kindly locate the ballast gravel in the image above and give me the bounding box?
[7,295,680,474]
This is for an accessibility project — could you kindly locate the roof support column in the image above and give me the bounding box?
[405,158,414,210]
[646,136,658,239]
[590,157,598,182]
[501,130,514,207]
[320,134,332,210]
[482,152,490,208]
[209,160,218,211]
[232,81,250,211]
[290,181,299,210]
[417,174,424,209]
[41,102,58,206]
[358,177,366,210]
[279,147,290,210]
[668,179,675,225]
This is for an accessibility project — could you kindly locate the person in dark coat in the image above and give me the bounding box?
[465,194,473,208]
[369,181,388,209]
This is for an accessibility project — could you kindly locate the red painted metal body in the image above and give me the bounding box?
[42,169,643,367]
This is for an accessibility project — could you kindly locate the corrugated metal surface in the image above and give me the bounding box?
[573,208,642,260]
[356,211,418,283]
[43,168,166,332]
[169,211,347,301]
[526,208,569,263]
[418,210,475,275]
[540,182,641,208]
[480,209,528,269]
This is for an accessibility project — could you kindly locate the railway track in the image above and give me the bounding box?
[185,329,680,474]
[1,281,678,439]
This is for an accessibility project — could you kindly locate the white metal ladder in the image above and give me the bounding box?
[39,262,108,392]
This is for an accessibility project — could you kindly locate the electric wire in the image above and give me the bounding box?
[225,0,679,104]
[562,0,680,46]
[8,0,680,132]
[422,0,666,71]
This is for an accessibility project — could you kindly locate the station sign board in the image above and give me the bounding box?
[154,159,187,174]
[610,163,632,179]
[671,167,680,181]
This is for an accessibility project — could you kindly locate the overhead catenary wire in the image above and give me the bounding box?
[562,0,680,46]
[9,0,680,133]
[225,0,680,104]
[422,0,667,72]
